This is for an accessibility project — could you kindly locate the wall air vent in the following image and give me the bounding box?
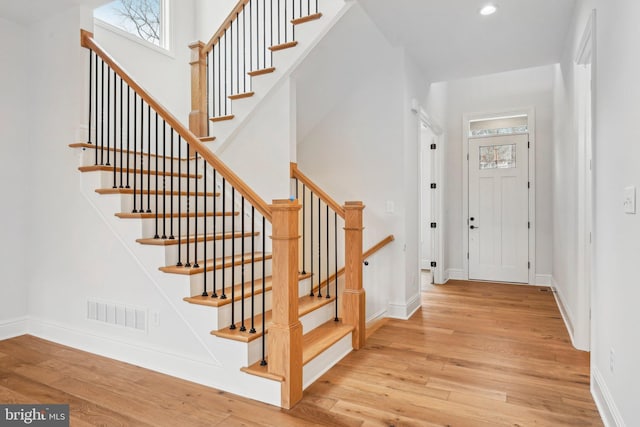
[87,299,147,332]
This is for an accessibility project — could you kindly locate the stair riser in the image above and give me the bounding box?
[215,294,272,331]
[188,261,273,296]
[120,194,219,215]
[161,235,263,266]
[80,148,193,171]
[138,215,243,238]
[94,170,202,191]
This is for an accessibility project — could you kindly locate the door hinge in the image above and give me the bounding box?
[528,221,531,229]
[467,252,469,259]
[430,143,437,150]
[430,222,437,229]
[467,153,469,160]
[430,261,437,268]
[528,141,531,148]
[430,183,437,189]
[528,261,531,269]
[528,181,531,189]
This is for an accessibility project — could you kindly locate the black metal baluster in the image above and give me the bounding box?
[302,184,306,274]
[154,112,159,239]
[176,134,181,267]
[119,77,123,188]
[263,0,266,69]
[88,50,92,145]
[242,5,246,93]
[284,0,287,43]
[278,0,281,44]
[132,93,138,212]
[185,146,191,267]
[94,54,99,164]
[206,52,210,132]
[221,179,228,300]
[202,158,208,297]
[326,204,330,298]
[212,169,218,298]
[260,215,267,366]
[270,0,274,67]
[310,191,314,296]
[317,196,322,298]
[229,186,235,322]
[240,197,246,332]
[162,120,167,239]
[126,86,130,188]
[100,60,104,165]
[249,1,253,72]
[236,12,240,95]
[177,135,183,267]
[315,0,318,14]
[194,153,200,268]
[107,68,112,171]
[139,96,144,213]
[256,0,259,69]
[334,212,338,321]
[230,19,234,102]
[169,131,175,239]
[218,39,221,117]
[250,206,256,333]
[292,0,295,40]
[146,104,151,213]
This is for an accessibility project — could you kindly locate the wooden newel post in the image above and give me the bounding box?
[189,41,207,140]
[268,199,303,409]
[342,201,366,350]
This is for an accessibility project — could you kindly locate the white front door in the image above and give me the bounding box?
[469,134,529,283]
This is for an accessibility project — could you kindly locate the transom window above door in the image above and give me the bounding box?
[469,115,528,138]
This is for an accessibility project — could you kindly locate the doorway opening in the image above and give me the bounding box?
[463,109,536,284]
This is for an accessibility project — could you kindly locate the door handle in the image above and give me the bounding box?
[470,225,479,230]
[470,217,475,221]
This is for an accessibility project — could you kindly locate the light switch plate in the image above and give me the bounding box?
[385,201,395,214]
[624,186,636,214]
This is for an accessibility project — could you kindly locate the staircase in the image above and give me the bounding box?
[69,0,368,409]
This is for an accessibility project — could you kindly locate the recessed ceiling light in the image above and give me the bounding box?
[480,4,497,16]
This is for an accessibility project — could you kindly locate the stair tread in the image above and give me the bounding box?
[116,211,237,219]
[78,165,202,179]
[211,294,335,343]
[210,115,235,123]
[198,136,216,142]
[247,67,275,77]
[240,319,352,382]
[160,252,273,275]
[70,143,192,161]
[302,319,353,365]
[228,92,255,100]
[136,231,258,246]
[185,273,311,308]
[269,41,298,52]
[291,13,322,25]
[96,188,218,197]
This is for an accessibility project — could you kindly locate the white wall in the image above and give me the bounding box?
[295,4,427,320]
[586,1,640,425]
[194,0,238,43]
[93,0,196,121]
[0,17,30,335]
[433,65,555,281]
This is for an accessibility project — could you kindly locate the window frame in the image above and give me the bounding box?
[94,0,172,56]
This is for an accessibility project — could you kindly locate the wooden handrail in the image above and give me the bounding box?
[203,0,252,53]
[315,235,395,290]
[80,30,272,222]
[363,235,395,260]
[290,163,345,218]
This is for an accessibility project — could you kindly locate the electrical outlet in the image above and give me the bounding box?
[609,348,615,373]
[624,186,636,214]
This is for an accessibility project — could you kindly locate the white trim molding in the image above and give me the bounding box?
[592,366,625,427]
[0,316,29,341]
[387,294,421,320]
[535,274,552,286]
[445,268,466,282]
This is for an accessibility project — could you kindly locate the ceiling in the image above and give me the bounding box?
[0,0,109,25]
[358,0,577,82]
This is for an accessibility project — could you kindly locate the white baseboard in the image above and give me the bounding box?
[550,276,577,349]
[592,366,625,427]
[535,274,552,286]
[445,268,466,282]
[0,316,29,341]
[366,308,387,326]
[387,293,421,320]
[28,317,282,407]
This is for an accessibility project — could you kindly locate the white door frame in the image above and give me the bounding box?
[574,10,595,351]
[418,108,445,285]
[462,107,536,285]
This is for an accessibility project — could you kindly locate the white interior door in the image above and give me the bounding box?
[420,128,435,269]
[469,134,529,283]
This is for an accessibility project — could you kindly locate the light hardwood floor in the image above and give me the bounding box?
[0,281,602,426]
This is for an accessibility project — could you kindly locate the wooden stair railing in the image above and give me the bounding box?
[290,163,368,349]
[80,29,305,408]
[190,0,323,138]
